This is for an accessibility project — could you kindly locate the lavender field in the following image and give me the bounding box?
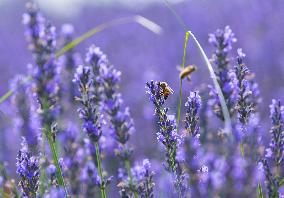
[0,0,283,197]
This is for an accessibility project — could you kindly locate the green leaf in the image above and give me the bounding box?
[258,183,264,198]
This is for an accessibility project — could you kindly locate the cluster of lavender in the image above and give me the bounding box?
[2,2,284,198]
[183,92,207,197]
[73,64,110,197]
[21,4,72,196]
[23,3,60,127]
[16,138,40,198]
[146,81,188,197]
[85,45,138,196]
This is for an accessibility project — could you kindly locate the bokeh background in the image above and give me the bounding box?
[0,0,283,196]
[1,0,284,151]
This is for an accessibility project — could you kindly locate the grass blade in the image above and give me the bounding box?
[188,31,232,135]
[0,16,162,106]
[56,15,162,58]
[257,183,264,198]
[177,31,190,131]
[163,0,233,137]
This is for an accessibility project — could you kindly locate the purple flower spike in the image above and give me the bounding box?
[208,26,237,120]
[185,91,202,137]
[146,80,188,197]
[16,138,40,198]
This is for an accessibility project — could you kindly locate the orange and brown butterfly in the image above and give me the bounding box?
[158,82,174,100]
[177,65,197,82]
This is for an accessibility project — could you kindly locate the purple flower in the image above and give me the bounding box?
[136,159,155,198]
[86,45,136,191]
[16,138,39,198]
[23,2,61,127]
[208,26,238,120]
[74,65,102,142]
[268,99,284,165]
[209,26,237,53]
[234,48,258,125]
[146,80,188,196]
[185,91,202,137]
[261,99,284,197]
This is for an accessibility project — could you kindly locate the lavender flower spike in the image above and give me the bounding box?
[137,159,155,198]
[262,99,284,197]
[185,91,202,137]
[208,26,237,119]
[85,45,136,195]
[23,3,60,127]
[268,99,284,166]
[16,138,40,198]
[73,65,102,142]
[146,80,188,197]
[234,48,255,125]
[74,65,108,197]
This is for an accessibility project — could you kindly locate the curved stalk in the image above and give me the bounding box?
[95,142,107,198]
[177,31,190,132]
[0,16,162,106]
[164,0,233,140]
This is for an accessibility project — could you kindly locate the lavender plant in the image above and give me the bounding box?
[85,45,138,196]
[16,138,40,198]
[22,3,67,193]
[2,1,284,197]
[208,26,237,120]
[135,159,155,198]
[73,65,110,197]
[146,81,188,197]
[183,91,207,197]
[234,48,257,126]
[262,99,284,197]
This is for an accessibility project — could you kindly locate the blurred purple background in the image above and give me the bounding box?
[0,0,284,168]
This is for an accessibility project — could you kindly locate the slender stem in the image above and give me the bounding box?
[257,182,264,198]
[240,142,245,158]
[125,158,138,198]
[177,31,190,132]
[44,125,69,197]
[94,141,107,198]
[39,135,47,195]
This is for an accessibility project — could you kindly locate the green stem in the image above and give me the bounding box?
[125,159,138,198]
[177,31,190,132]
[240,142,245,158]
[257,182,264,198]
[95,142,107,198]
[44,125,69,197]
[39,134,47,195]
